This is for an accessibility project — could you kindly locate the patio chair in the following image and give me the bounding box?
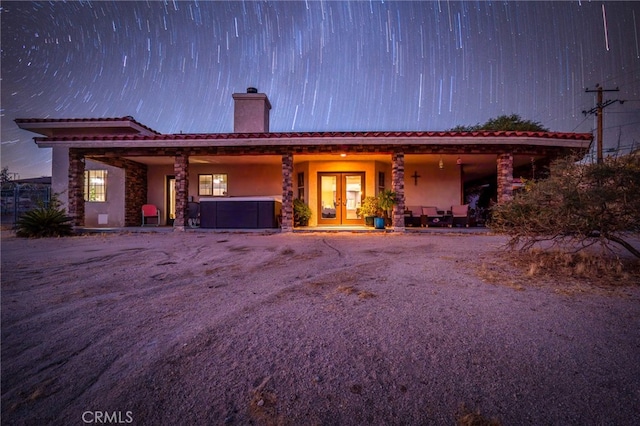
[187,201,200,228]
[404,205,422,227]
[450,204,470,227]
[421,206,444,227]
[141,204,160,226]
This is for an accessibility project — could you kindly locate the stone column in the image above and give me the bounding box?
[123,160,148,227]
[391,151,405,231]
[497,152,514,203]
[173,151,189,230]
[281,153,294,232]
[68,149,85,227]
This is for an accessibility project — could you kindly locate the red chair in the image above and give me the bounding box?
[141,204,160,226]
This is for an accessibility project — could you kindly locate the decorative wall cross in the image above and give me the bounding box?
[411,171,421,185]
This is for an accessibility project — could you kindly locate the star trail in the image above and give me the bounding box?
[2,1,639,178]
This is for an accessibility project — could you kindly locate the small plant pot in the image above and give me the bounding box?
[365,216,375,227]
[374,217,385,229]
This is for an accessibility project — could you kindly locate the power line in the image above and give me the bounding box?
[571,118,592,133]
[603,120,640,130]
[583,84,624,163]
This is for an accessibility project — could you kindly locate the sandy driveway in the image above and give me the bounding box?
[2,231,639,425]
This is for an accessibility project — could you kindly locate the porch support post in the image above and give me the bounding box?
[497,152,514,203]
[392,151,405,232]
[123,160,148,227]
[281,152,294,232]
[68,149,85,227]
[173,151,189,231]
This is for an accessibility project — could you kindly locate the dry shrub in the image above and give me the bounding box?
[337,285,356,295]
[357,290,377,299]
[512,249,640,286]
[477,261,525,291]
[248,376,282,425]
[456,404,501,426]
[490,154,640,260]
[336,285,377,299]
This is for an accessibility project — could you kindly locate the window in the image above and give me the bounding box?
[297,172,305,200]
[198,174,213,195]
[378,171,385,194]
[84,170,107,202]
[199,174,227,196]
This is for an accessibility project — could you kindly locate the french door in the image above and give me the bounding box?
[317,172,365,225]
[166,176,176,224]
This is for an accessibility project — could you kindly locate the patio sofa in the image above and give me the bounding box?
[404,204,472,227]
[404,205,450,227]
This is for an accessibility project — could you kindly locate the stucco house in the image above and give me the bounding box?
[16,88,592,231]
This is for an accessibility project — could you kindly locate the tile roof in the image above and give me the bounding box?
[31,129,593,142]
[15,116,161,135]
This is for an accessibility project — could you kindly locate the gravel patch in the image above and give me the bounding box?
[2,231,639,425]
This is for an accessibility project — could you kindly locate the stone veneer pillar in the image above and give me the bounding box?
[497,152,514,203]
[68,150,85,227]
[281,153,294,232]
[173,151,189,230]
[391,152,405,231]
[123,160,147,226]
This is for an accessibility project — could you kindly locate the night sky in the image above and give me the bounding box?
[2,1,639,178]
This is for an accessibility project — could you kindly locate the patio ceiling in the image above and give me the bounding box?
[122,152,541,183]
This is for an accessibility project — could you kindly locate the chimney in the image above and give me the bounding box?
[232,87,271,133]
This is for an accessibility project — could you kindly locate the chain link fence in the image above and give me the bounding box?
[1,184,51,226]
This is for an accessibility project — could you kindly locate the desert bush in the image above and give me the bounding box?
[490,153,640,258]
[15,195,72,238]
[514,249,639,286]
[456,404,501,426]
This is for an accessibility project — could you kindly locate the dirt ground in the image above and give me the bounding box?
[1,231,639,425]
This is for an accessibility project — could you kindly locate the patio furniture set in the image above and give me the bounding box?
[404,204,471,228]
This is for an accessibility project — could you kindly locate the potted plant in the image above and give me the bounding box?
[377,189,397,227]
[293,198,312,227]
[358,196,379,227]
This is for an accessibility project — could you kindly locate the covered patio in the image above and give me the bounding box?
[16,90,591,233]
[56,131,588,232]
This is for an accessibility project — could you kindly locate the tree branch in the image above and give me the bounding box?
[606,234,640,259]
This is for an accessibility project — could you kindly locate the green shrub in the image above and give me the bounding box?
[293,198,312,227]
[358,196,379,217]
[377,190,397,218]
[16,198,73,238]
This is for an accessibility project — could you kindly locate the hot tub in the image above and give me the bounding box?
[199,196,282,229]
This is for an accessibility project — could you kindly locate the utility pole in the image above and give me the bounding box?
[583,84,623,163]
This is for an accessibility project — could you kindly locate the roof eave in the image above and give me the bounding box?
[33,135,592,150]
[15,117,160,137]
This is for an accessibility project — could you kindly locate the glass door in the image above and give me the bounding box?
[166,176,176,225]
[318,174,339,225]
[317,172,364,225]
[343,174,364,224]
